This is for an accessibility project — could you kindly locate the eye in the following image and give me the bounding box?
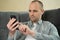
[29,10,38,12]
[33,10,38,12]
[29,10,31,12]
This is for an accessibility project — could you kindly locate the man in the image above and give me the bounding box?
[7,0,59,40]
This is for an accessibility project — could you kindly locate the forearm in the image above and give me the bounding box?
[7,33,14,40]
[28,29,58,40]
[7,31,16,40]
[32,32,59,40]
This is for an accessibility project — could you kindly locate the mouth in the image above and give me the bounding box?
[31,17,35,19]
[31,16,35,18]
[30,16,35,20]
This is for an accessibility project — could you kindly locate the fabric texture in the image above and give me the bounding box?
[7,20,59,40]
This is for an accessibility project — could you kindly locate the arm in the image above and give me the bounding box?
[32,23,59,40]
[8,35,14,40]
[18,22,59,40]
[7,31,15,40]
[7,30,22,40]
[7,18,20,40]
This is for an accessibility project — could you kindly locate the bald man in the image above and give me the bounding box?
[7,0,59,40]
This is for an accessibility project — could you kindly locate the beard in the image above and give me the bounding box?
[30,16,39,23]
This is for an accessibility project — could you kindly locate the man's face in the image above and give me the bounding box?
[29,2,44,22]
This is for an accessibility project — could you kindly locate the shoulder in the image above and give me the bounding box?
[42,21,54,26]
[42,21,52,24]
[42,20,56,29]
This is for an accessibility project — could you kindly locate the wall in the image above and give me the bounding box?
[0,0,60,11]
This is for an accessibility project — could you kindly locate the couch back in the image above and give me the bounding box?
[0,8,60,40]
[42,8,60,36]
[0,12,19,40]
[0,12,29,40]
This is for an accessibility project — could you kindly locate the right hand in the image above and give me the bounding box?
[7,18,19,36]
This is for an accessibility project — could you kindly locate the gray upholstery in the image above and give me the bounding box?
[0,12,29,40]
[0,12,19,40]
[0,8,60,40]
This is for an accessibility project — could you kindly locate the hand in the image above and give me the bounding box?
[7,18,19,36]
[18,23,35,36]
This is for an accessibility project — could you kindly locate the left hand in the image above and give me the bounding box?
[18,23,35,36]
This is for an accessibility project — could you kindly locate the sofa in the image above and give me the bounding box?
[0,8,60,40]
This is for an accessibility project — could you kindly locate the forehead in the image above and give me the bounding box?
[29,2,40,10]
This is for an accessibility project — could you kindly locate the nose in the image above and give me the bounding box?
[30,11,34,16]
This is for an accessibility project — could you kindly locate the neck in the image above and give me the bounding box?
[32,18,41,23]
[32,20,38,23]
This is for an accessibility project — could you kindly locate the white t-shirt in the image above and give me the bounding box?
[25,23,37,40]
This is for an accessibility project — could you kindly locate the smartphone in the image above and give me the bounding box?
[10,15,19,30]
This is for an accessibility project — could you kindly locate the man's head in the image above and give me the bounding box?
[29,0,44,23]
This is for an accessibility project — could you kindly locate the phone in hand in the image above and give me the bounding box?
[10,15,19,30]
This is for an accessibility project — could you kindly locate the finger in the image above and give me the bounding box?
[19,25,25,33]
[8,18,16,26]
[19,25,23,31]
[20,25,27,32]
[18,23,24,30]
[24,28,27,32]
[11,24,19,31]
[10,21,19,29]
[19,23,23,26]
[7,19,16,28]
[21,29,27,35]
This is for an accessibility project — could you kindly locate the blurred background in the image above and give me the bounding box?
[0,0,60,11]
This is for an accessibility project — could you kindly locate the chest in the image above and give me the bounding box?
[36,24,51,35]
[29,23,51,35]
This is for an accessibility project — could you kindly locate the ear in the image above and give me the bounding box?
[41,9,44,15]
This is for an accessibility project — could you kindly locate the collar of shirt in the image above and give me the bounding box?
[30,19,42,25]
